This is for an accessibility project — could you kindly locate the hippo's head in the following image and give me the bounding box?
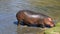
[44,17,55,28]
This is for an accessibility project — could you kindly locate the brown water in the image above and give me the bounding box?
[28,0,60,22]
[17,26,45,34]
[0,0,60,34]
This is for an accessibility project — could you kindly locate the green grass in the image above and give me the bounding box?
[45,22,60,34]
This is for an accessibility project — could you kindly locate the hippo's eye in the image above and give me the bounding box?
[48,18,52,21]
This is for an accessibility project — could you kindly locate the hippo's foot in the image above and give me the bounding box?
[17,23,20,26]
[17,24,20,28]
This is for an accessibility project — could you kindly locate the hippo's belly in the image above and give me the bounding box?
[24,17,40,25]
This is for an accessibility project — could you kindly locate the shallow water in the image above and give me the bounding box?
[0,0,44,34]
[0,0,60,34]
[28,0,60,22]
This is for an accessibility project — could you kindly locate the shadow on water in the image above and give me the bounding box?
[15,22,45,34]
[16,26,45,34]
[14,21,51,28]
[13,21,51,34]
[14,21,26,26]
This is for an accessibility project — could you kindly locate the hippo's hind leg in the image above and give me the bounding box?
[17,17,24,26]
[17,17,23,26]
[17,19,21,26]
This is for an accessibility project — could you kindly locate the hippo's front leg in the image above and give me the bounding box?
[38,19,45,28]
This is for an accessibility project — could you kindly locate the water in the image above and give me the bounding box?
[0,0,44,34]
[0,0,60,34]
[28,0,60,22]
[0,0,36,34]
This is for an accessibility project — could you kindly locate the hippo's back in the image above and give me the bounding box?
[17,10,50,19]
[22,10,49,18]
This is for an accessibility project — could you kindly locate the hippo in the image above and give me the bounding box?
[16,10,55,28]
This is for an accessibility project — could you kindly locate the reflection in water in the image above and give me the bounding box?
[16,25,45,34]
[17,26,21,34]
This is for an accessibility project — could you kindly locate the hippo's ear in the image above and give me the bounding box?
[48,18,52,21]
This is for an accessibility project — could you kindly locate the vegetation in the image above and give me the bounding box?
[45,22,60,34]
[28,0,60,34]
